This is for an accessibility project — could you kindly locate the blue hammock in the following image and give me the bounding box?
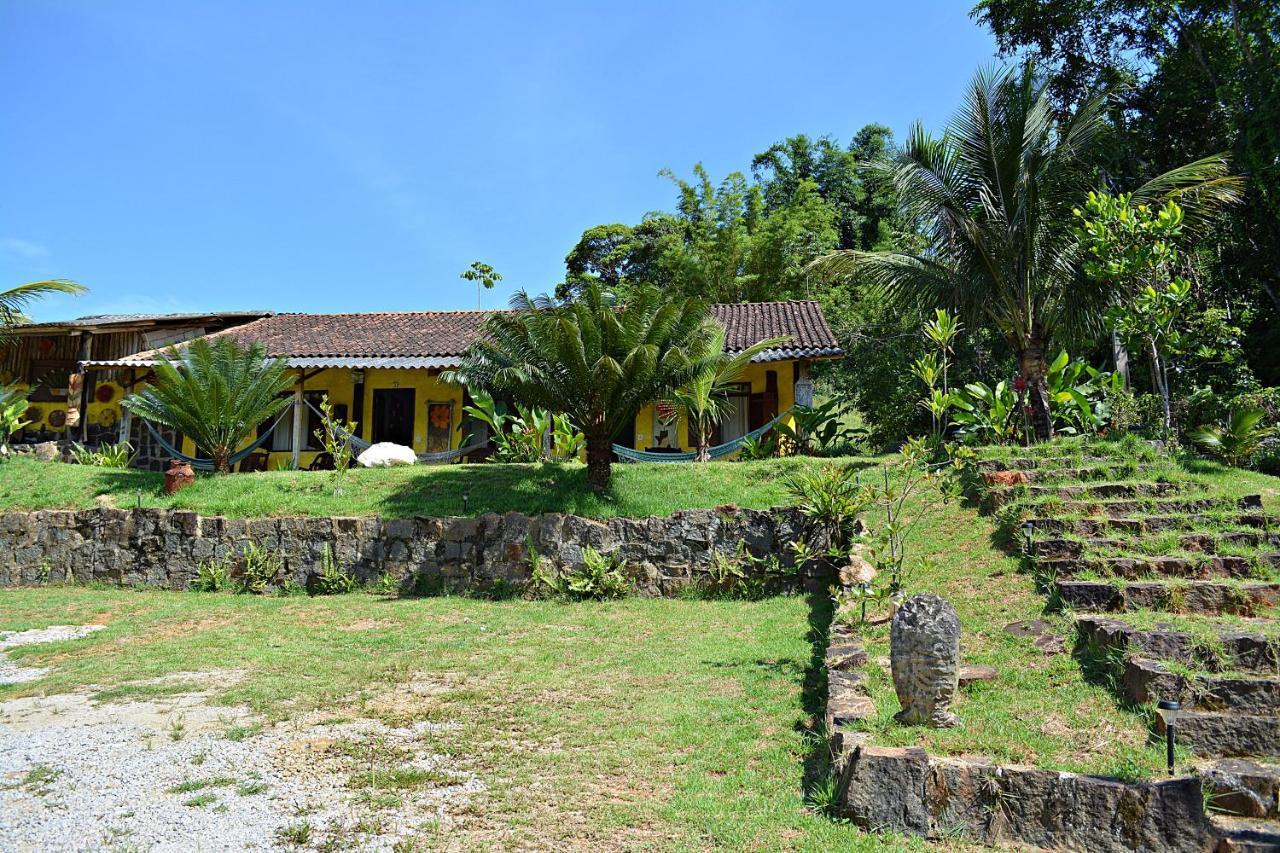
[142,411,290,472]
[613,408,792,463]
[304,399,487,464]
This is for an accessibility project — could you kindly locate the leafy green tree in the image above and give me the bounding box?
[811,63,1239,440]
[670,329,787,462]
[1076,192,1201,433]
[122,337,296,474]
[1,279,86,342]
[445,284,718,492]
[460,261,502,309]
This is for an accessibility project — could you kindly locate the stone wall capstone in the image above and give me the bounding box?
[0,506,809,596]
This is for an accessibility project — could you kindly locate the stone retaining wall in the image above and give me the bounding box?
[0,506,808,596]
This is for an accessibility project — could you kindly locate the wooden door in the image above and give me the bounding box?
[372,389,415,447]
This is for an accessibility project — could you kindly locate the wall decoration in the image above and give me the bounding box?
[48,409,66,428]
[426,400,453,452]
[95,384,116,403]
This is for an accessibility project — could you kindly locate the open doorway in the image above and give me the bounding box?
[372,388,415,447]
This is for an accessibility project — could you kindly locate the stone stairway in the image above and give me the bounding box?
[972,445,1280,849]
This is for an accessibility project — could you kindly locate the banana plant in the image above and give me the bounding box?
[0,382,32,457]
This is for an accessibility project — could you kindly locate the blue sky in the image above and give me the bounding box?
[1,1,996,321]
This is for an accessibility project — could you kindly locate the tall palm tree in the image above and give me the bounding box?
[812,63,1241,439]
[123,337,296,474]
[0,279,86,341]
[446,283,720,492]
[671,328,788,461]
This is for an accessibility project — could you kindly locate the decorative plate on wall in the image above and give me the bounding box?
[48,410,66,428]
[95,384,116,403]
[98,407,118,428]
[24,405,42,423]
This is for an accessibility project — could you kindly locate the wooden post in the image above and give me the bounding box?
[291,371,304,470]
[795,360,814,407]
[118,370,133,445]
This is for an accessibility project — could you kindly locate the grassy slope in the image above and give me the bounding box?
[0,590,926,852]
[0,456,843,520]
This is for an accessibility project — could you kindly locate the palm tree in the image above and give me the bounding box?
[671,328,788,461]
[1,279,86,341]
[446,283,719,492]
[122,337,296,474]
[811,63,1241,439]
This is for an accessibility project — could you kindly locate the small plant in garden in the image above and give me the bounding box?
[911,308,961,439]
[774,399,865,456]
[238,540,284,594]
[69,441,136,468]
[313,393,358,476]
[309,544,358,595]
[1045,351,1123,436]
[785,463,870,552]
[532,546,631,600]
[193,556,235,592]
[0,382,32,457]
[950,381,1019,444]
[1188,408,1273,467]
[736,432,778,460]
[861,438,948,600]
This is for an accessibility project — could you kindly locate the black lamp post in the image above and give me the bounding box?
[1156,700,1180,775]
[1020,520,1036,556]
[462,491,470,514]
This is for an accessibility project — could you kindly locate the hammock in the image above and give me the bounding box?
[612,408,793,463]
[142,411,289,472]
[304,399,487,464]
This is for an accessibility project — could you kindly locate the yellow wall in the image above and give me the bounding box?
[631,360,798,455]
[176,367,467,468]
[10,378,128,437]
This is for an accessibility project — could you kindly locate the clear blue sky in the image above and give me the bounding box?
[2,1,996,321]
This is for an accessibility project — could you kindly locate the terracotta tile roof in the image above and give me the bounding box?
[88,301,841,368]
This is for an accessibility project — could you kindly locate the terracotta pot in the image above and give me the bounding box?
[164,459,196,495]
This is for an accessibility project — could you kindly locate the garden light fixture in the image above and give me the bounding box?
[1156,700,1180,775]
[1020,520,1035,556]
[462,491,470,514]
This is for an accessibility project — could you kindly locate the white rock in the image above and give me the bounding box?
[356,442,417,468]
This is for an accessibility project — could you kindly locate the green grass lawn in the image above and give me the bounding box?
[0,455,849,520]
[0,589,928,851]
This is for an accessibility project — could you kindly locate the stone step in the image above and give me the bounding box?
[1125,657,1280,714]
[982,462,1164,486]
[1212,814,1280,852]
[991,481,1187,509]
[1203,759,1280,819]
[1158,710,1280,758]
[1036,495,1263,520]
[1034,532,1280,560]
[1055,580,1280,616]
[976,455,1122,472]
[1041,553,1278,581]
[1029,511,1279,538]
[1076,616,1280,675]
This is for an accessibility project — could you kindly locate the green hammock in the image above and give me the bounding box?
[141,411,290,472]
[612,408,792,463]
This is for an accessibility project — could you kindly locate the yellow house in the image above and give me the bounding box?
[77,301,842,469]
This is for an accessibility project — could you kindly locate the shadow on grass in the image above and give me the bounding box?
[800,588,836,796]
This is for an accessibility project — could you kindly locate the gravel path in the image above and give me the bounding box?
[0,624,105,685]
[0,626,482,851]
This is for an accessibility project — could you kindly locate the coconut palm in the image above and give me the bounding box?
[446,283,720,492]
[811,62,1241,439]
[122,337,296,474]
[670,328,788,461]
[0,279,86,341]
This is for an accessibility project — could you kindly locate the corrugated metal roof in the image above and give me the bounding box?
[15,311,273,330]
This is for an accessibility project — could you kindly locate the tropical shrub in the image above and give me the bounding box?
[0,383,32,456]
[192,556,234,592]
[310,544,358,595]
[238,540,284,594]
[460,391,586,463]
[774,399,865,456]
[1188,408,1273,467]
[1045,351,1124,436]
[785,463,870,552]
[950,381,1019,444]
[736,432,778,461]
[69,441,136,468]
[122,337,296,474]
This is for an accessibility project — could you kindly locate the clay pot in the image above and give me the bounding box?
[164,459,196,495]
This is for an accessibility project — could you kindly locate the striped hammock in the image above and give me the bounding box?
[304,399,486,464]
[612,408,792,463]
[142,410,290,472]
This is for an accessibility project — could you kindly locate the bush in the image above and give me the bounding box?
[309,544,358,595]
[532,546,631,600]
[69,441,136,468]
[239,540,284,594]
[193,557,234,592]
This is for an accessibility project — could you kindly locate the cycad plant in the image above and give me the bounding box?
[812,62,1240,440]
[670,328,787,461]
[122,337,296,474]
[446,283,719,491]
[1188,408,1272,468]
